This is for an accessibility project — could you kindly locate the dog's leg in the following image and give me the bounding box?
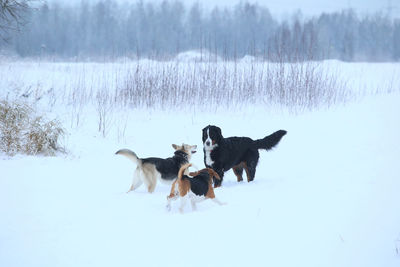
[179,194,188,213]
[166,180,179,211]
[206,185,225,206]
[168,179,178,196]
[244,150,259,182]
[127,179,142,193]
[206,185,216,199]
[213,168,224,188]
[148,184,156,193]
[166,194,178,211]
[190,196,197,211]
[141,167,158,193]
[148,173,159,193]
[243,162,251,182]
[211,197,226,205]
[233,163,244,182]
[244,162,256,182]
[127,169,143,193]
[190,195,207,211]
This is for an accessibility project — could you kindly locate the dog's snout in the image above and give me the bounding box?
[206,141,211,146]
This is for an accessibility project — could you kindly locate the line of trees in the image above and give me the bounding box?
[1,0,399,61]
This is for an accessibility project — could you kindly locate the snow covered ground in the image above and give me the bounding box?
[0,60,400,267]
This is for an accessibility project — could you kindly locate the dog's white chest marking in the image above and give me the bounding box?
[204,129,218,167]
[205,147,214,166]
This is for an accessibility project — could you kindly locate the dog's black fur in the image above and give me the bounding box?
[202,125,287,186]
[181,173,209,196]
[141,150,191,181]
[181,168,220,196]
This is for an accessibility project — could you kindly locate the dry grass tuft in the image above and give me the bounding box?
[0,100,65,156]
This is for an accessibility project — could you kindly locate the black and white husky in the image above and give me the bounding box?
[116,144,197,193]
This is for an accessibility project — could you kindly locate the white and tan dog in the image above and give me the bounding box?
[116,144,197,193]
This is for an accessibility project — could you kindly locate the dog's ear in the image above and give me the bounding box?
[210,169,221,180]
[216,127,222,138]
[202,127,208,142]
[189,171,198,177]
[172,144,180,150]
[212,126,222,141]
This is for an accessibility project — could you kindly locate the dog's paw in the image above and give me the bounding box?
[212,198,226,206]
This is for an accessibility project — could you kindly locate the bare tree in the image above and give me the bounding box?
[0,0,34,40]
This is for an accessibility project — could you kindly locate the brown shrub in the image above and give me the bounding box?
[0,100,65,156]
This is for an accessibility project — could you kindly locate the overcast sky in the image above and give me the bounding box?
[47,0,397,19]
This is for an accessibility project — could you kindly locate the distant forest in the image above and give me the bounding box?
[1,0,400,61]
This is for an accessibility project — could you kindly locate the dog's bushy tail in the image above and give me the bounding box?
[178,163,192,180]
[254,130,287,150]
[115,149,142,166]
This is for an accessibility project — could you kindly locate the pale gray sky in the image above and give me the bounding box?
[47,0,397,18]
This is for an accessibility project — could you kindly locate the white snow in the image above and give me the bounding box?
[175,50,222,62]
[0,60,400,267]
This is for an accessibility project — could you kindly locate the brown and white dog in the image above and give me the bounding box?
[116,144,197,193]
[166,163,225,212]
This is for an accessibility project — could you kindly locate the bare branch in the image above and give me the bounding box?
[0,0,36,40]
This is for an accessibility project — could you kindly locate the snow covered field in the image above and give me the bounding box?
[0,59,400,267]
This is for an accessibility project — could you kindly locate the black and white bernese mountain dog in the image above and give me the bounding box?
[202,125,286,187]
